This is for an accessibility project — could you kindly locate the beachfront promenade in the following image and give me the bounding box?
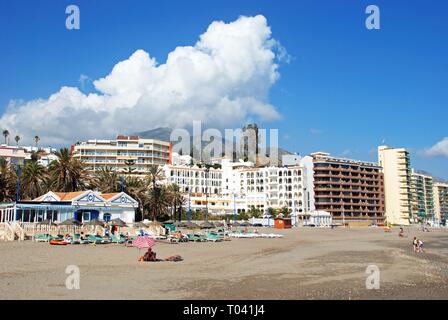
[1,226,448,299]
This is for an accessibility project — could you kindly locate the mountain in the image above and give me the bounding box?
[137,127,173,141]
[134,127,294,164]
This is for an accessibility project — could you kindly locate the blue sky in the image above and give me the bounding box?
[0,0,447,178]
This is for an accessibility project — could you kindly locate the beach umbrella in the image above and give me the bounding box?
[200,221,215,229]
[84,219,106,227]
[133,222,148,228]
[185,222,200,229]
[109,218,127,227]
[59,218,82,226]
[132,235,155,258]
[84,219,106,235]
[175,222,188,228]
[36,219,57,226]
[58,218,81,238]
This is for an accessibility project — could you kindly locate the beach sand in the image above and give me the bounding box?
[1,227,448,300]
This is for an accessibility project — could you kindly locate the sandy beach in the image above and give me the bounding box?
[1,227,448,300]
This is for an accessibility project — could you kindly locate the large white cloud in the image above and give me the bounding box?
[422,138,448,158]
[0,15,284,145]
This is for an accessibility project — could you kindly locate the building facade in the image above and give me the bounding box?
[312,152,385,225]
[16,190,137,224]
[0,146,26,166]
[163,156,315,218]
[433,182,448,223]
[411,170,435,222]
[378,146,413,225]
[73,135,172,175]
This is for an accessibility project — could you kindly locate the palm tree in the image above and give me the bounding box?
[147,185,170,221]
[48,148,87,192]
[34,135,40,150]
[22,161,47,200]
[124,176,147,220]
[0,158,16,202]
[14,135,20,147]
[146,165,166,221]
[2,130,9,145]
[91,167,120,193]
[167,183,186,221]
[147,165,164,190]
[124,159,136,175]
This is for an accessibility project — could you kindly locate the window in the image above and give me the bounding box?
[103,213,111,222]
[82,212,91,222]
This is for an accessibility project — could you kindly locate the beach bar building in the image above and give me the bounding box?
[15,190,137,224]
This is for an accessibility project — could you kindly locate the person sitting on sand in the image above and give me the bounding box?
[143,247,157,262]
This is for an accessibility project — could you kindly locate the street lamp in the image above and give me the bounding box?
[204,165,210,222]
[188,186,191,224]
[16,164,21,202]
[233,192,237,224]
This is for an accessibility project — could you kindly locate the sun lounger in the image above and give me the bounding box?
[167,235,180,243]
[35,234,52,242]
[205,232,222,242]
[110,235,125,244]
[86,234,111,244]
[187,234,202,242]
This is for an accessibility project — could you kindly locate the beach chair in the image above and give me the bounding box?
[86,234,106,244]
[110,234,125,244]
[167,235,180,243]
[35,234,52,242]
[205,232,222,242]
[187,234,202,242]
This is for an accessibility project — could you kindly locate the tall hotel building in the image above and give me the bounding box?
[73,135,172,175]
[411,170,434,221]
[433,182,448,223]
[378,146,413,225]
[312,152,385,225]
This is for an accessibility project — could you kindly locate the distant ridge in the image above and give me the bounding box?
[137,127,173,141]
[414,169,448,183]
[134,127,293,164]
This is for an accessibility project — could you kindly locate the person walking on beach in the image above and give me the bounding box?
[418,239,424,253]
[413,237,418,253]
[399,227,404,238]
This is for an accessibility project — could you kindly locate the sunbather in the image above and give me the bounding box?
[141,247,157,261]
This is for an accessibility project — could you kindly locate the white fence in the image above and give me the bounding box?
[0,204,16,223]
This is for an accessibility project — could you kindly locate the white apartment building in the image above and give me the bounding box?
[163,156,315,217]
[433,182,448,223]
[378,146,413,225]
[73,135,172,175]
[411,170,435,222]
